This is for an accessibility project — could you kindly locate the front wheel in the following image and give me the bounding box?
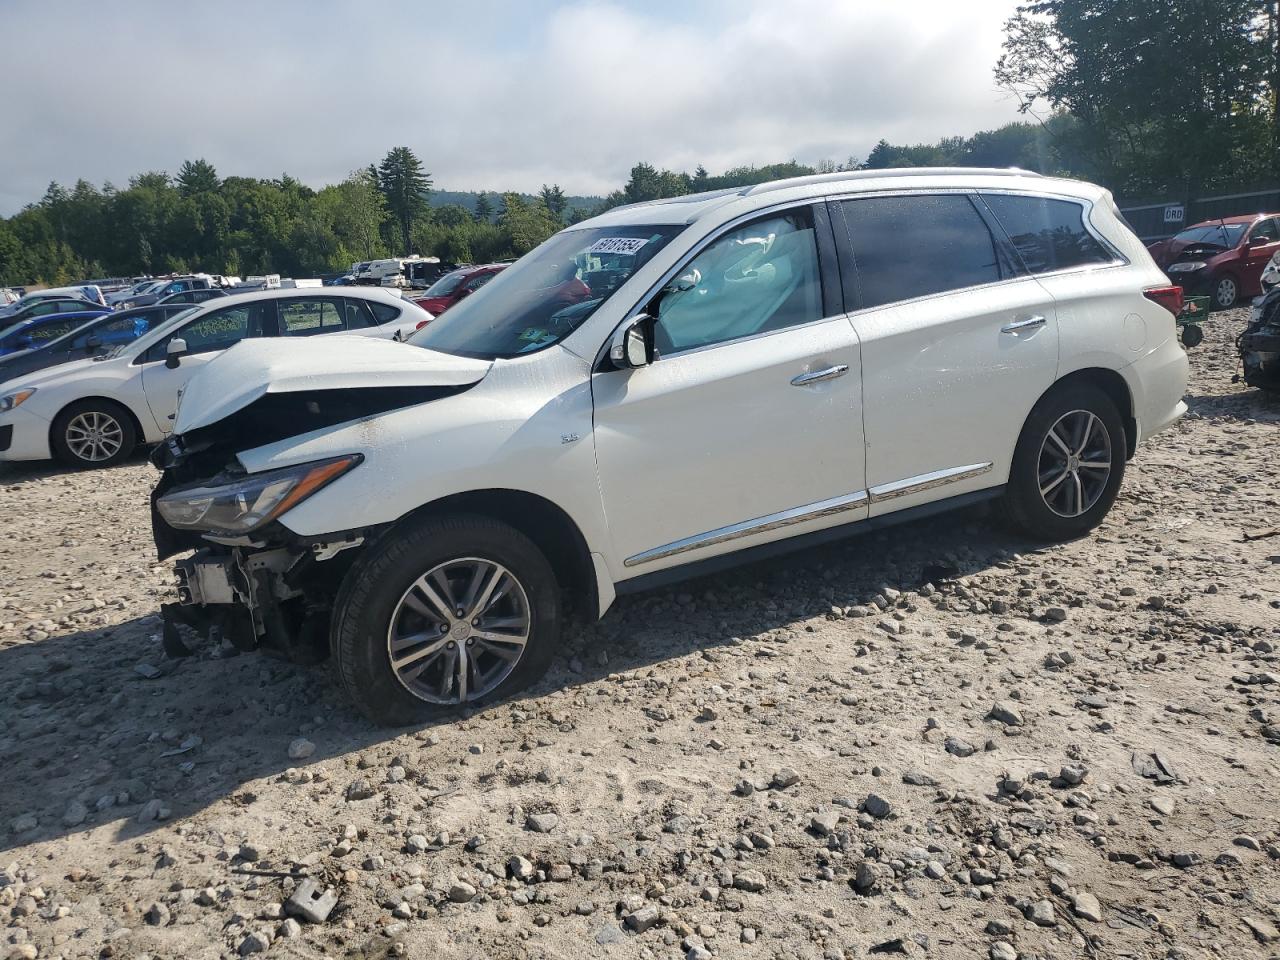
[1001,383,1126,541]
[331,514,561,725]
[50,399,138,468]
[1213,274,1239,310]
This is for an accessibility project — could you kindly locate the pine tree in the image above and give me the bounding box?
[376,147,431,255]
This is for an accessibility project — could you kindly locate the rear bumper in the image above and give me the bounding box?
[0,406,53,461]
[1123,335,1189,444]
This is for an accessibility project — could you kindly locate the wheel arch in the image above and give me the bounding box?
[1037,368,1137,459]
[401,488,601,622]
[48,395,148,454]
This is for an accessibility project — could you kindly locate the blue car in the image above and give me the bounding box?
[0,311,114,356]
[0,304,193,382]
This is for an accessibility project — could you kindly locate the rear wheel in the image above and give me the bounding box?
[51,399,137,468]
[1213,274,1239,310]
[331,514,561,725]
[1001,383,1126,541]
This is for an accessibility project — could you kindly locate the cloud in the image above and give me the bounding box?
[0,0,1023,213]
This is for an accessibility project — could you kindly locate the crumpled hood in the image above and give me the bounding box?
[174,335,492,433]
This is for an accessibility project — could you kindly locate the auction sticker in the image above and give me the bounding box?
[588,237,649,256]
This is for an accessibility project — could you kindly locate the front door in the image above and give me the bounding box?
[592,206,867,580]
[1243,218,1280,296]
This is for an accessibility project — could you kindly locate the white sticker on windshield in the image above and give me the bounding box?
[588,237,650,256]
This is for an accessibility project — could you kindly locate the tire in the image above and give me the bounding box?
[50,399,138,468]
[331,513,561,725]
[1212,274,1239,310]
[1001,382,1126,541]
[1180,323,1204,348]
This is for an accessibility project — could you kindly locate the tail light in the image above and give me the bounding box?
[1143,285,1184,317]
[415,318,431,330]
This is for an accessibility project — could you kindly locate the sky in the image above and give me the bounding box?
[0,0,1026,214]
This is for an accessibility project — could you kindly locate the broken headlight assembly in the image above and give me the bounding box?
[156,454,362,536]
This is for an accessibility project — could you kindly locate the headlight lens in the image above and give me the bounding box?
[156,455,362,535]
[1167,261,1206,272]
[0,388,35,412]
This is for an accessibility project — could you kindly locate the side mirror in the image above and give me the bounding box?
[1251,234,1272,246]
[84,335,102,352]
[165,337,187,369]
[609,315,654,369]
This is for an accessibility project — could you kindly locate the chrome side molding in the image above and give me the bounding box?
[623,490,869,568]
[624,462,993,568]
[868,462,993,502]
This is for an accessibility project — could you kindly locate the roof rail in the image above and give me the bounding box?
[741,166,1044,197]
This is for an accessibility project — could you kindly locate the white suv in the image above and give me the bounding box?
[151,169,1188,724]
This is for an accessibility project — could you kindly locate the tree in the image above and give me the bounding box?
[177,159,220,197]
[539,184,567,221]
[377,147,431,255]
[473,191,493,223]
[330,169,387,260]
[498,193,560,255]
[996,0,1277,196]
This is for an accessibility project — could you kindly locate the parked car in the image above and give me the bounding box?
[1,285,107,317]
[0,297,110,326]
[144,168,1189,724]
[158,288,230,306]
[119,276,219,308]
[107,279,161,306]
[0,288,20,306]
[0,311,115,357]
[1146,214,1280,308]
[410,264,507,319]
[0,305,195,384]
[1260,248,1280,292]
[0,287,431,468]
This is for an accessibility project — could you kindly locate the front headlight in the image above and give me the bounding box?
[1167,261,1206,273]
[156,455,362,535]
[0,388,35,412]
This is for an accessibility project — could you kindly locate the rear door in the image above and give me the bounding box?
[832,191,1059,515]
[1243,218,1280,296]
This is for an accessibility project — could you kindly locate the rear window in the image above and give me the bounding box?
[369,301,401,325]
[980,194,1115,274]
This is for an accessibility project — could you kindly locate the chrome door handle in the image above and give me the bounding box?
[1001,315,1047,334]
[791,364,849,386]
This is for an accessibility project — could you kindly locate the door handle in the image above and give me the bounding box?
[791,364,849,386]
[1001,315,1047,334]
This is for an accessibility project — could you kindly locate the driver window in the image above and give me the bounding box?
[1252,219,1279,243]
[653,208,823,355]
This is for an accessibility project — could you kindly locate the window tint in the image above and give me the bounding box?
[654,209,823,355]
[16,318,81,346]
[840,195,1001,310]
[980,194,1113,274]
[343,298,379,329]
[57,301,92,313]
[463,272,496,292]
[30,302,60,317]
[368,301,402,325]
[280,298,344,336]
[144,302,273,361]
[70,312,162,350]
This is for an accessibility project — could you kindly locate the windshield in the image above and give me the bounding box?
[1174,223,1246,248]
[410,224,684,359]
[422,270,469,296]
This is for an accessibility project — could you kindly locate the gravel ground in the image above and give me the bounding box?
[1,308,1278,960]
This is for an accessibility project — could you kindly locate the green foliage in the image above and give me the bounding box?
[377,147,432,256]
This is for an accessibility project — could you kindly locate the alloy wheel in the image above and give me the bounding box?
[65,411,124,463]
[1037,409,1112,518]
[386,557,531,704]
[1215,276,1237,309]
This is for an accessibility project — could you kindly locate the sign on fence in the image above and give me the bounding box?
[1163,204,1185,225]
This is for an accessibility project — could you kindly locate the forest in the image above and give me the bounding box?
[2,0,1277,286]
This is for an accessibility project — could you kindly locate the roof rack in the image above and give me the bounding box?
[741,167,1043,197]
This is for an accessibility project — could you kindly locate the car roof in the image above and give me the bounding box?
[574,167,1104,229]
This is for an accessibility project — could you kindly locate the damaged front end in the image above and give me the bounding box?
[151,382,469,662]
[1240,291,1280,392]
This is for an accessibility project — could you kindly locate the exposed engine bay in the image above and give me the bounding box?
[1239,289,1280,392]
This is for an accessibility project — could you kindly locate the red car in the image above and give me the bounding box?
[410,265,507,323]
[1147,213,1280,309]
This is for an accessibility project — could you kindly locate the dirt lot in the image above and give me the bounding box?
[1,308,1278,960]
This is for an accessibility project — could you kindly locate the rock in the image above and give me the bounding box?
[448,879,477,903]
[135,798,169,823]
[1172,851,1200,868]
[1058,763,1088,786]
[990,943,1017,960]
[1233,835,1262,851]
[901,770,937,787]
[526,812,560,833]
[1149,796,1176,817]
[285,879,338,923]
[1244,916,1280,944]
[810,811,841,836]
[1044,606,1068,621]
[344,778,376,801]
[596,924,627,944]
[625,905,661,932]
[287,738,315,760]
[734,869,767,892]
[277,918,302,939]
[9,813,37,834]
[988,701,1024,726]
[1025,899,1056,926]
[134,661,162,679]
[863,793,893,819]
[945,736,976,758]
[62,799,88,827]
[239,930,271,955]
[1071,892,1102,922]
[507,855,535,881]
[771,768,800,789]
[852,861,886,894]
[144,901,171,926]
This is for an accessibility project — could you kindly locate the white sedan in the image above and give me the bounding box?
[0,287,431,467]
